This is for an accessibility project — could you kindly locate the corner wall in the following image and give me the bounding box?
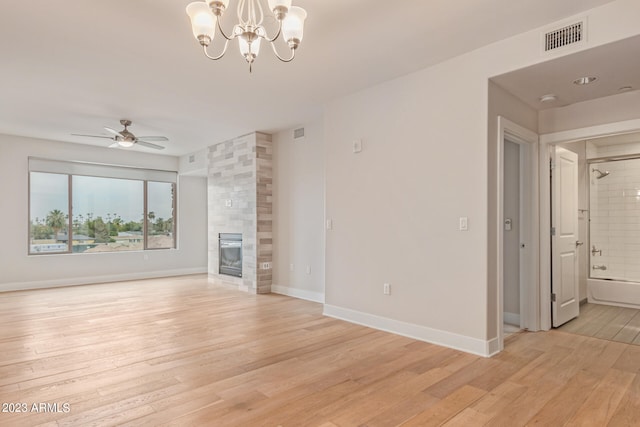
[272,120,325,303]
[323,0,640,355]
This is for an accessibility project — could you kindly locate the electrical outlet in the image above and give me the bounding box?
[289,263,294,272]
[383,283,391,295]
[261,262,272,270]
[306,266,311,275]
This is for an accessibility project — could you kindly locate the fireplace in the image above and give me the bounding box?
[219,233,242,277]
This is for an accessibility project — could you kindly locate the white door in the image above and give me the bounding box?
[551,147,580,327]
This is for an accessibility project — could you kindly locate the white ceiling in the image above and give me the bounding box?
[492,34,640,111]
[0,0,616,156]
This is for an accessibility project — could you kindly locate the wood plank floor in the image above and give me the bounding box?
[1,275,639,426]
[558,303,640,345]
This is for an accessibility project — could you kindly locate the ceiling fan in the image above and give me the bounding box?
[73,119,168,150]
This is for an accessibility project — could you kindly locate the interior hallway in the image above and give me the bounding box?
[558,302,640,345]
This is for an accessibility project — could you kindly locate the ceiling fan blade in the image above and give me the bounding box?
[136,140,165,150]
[104,126,124,137]
[108,142,120,148]
[72,133,114,139]
[137,136,169,142]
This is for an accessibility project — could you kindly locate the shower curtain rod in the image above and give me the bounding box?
[588,153,640,164]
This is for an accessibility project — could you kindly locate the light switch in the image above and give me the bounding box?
[353,139,362,153]
[459,217,468,231]
[326,219,333,230]
[225,199,233,208]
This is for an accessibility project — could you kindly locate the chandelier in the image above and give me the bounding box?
[186,0,307,72]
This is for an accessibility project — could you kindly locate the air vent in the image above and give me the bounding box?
[293,127,305,140]
[544,21,584,52]
[188,155,195,163]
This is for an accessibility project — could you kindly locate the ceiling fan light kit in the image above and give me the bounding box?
[186,0,307,72]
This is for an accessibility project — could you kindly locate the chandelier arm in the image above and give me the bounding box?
[237,0,247,26]
[203,39,231,61]
[269,41,296,63]
[262,20,282,43]
[216,16,234,41]
[255,0,264,26]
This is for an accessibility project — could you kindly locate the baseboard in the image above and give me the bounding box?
[323,304,494,357]
[486,337,501,356]
[272,284,324,303]
[0,267,208,292]
[503,312,521,326]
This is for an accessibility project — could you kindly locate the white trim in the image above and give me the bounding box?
[539,119,640,332]
[486,337,501,357]
[497,117,540,353]
[0,268,207,292]
[503,312,521,326]
[272,284,325,303]
[539,142,552,331]
[323,304,496,357]
[29,157,177,183]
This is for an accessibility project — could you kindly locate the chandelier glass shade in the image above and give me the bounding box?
[186,0,307,71]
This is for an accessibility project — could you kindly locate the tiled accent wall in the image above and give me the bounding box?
[590,158,640,281]
[207,132,272,294]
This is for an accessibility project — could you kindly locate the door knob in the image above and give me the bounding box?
[575,241,584,247]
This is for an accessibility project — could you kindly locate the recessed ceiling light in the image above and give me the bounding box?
[619,86,633,92]
[539,94,557,103]
[573,76,597,85]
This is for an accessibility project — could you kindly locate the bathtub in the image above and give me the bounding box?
[588,278,640,309]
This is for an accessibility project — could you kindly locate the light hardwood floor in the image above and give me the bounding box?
[558,303,640,345]
[1,275,639,426]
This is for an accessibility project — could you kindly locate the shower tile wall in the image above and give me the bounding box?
[590,158,640,281]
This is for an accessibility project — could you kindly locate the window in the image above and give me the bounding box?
[72,176,144,253]
[147,181,176,249]
[29,172,69,253]
[28,158,177,255]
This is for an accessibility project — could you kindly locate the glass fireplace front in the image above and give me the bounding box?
[219,233,242,277]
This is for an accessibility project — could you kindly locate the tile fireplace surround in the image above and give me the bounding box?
[207,132,273,294]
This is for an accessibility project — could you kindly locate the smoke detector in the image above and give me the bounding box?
[539,94,557,103]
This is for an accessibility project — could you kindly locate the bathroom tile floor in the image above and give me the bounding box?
[557,302,640,345]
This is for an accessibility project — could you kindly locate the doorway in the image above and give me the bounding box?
[539,119,640,331]
[498,117,539,351]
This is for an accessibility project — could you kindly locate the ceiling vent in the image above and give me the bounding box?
[293,127,305,140]
[543,20,586,53]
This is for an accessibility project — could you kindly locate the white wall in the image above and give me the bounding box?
[539,90,640,134]
[0,134,208,291]
[272,120,325,302]
[322,0,640,356]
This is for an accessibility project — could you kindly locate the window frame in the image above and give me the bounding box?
[28,158,177,256]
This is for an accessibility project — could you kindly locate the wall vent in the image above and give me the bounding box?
[293,127,305,140]
[544,21,584,52]
[188,154,195,163]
